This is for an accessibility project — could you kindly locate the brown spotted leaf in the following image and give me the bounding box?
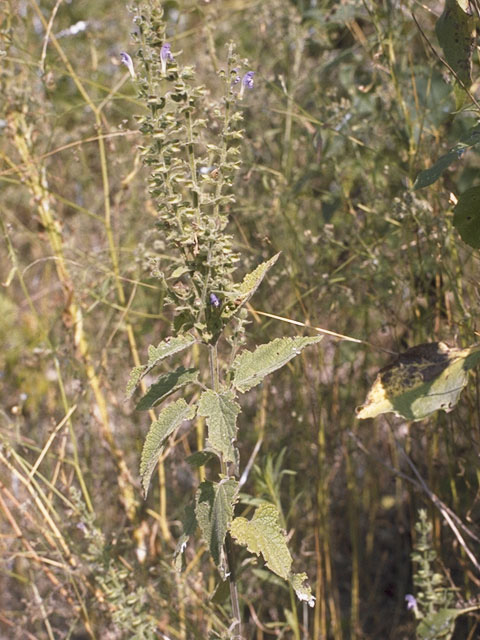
[356,342,480,421]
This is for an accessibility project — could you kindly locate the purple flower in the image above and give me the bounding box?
[160,42,174,74]
[231,68,241,86]
[209,293,221,308]
[405,594,417,611]
[239,71,255,98]
[120,52,135,79]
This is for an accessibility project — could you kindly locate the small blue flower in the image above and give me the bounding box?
[160,42,174,74]
[405,594,417,611]
[239,71,254,98]
[242,71,255,88]
[231,68,241,86]
[120,52,135,79]
[209,293,221,308]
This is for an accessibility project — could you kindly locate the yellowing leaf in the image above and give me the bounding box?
[356,342,480,421]
[230,503,292,579]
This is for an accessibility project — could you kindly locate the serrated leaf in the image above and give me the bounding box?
[453,186,480,248]
[435,0,475,88]
[126,334,197,398]
[146,334,197,372]
[230,503,292,580]
[135,367,199,410]
[417,608,461,639]
[223,253,280,318]
[232,336,323,393]
[140,399,196,496]
[290,572,316,608]
[414,125,480,189]
[198,389,241,464]
[356,342,480,421]
[195,479,238,576]
[125,365,147,399]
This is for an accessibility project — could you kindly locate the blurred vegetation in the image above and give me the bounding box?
[2,0,480,638]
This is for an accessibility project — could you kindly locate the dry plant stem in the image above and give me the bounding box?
[0,216,93,513]
[9,113,138,523]
[351,432,480,571]
[315,410,343,640]
[1,447,74,562]
[0,483,96,638]
[31,577,55,640]
[282,27,304,179]
[401,445,480,574]
[345,440,360,638]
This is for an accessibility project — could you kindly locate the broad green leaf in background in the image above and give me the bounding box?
[232,335,323,393]
[140,399,196,495]
[223,253,280,318]
[125,334,197,398]
[135,366,199,410]
[356,342,480,421]
[230,503,315,605]
[195,478,238,577]
[197,389,241,464]
[414,125,480,190]
[435,0,475,98]
[453,186,480,248]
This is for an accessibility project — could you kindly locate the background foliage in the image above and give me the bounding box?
[2,0,480,638]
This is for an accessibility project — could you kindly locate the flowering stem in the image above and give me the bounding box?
[186,111,200,214]
[208,344,243,637]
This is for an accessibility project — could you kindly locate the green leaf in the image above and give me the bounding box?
[125,365,146,399]
[195,479,238,577]
[229,503,292,580]
[146,334,197,373]
[197,389,241,464]
[223,253,281,318]
[413,125,480,189]
[453,186,480,248]
[126,334,197,398]
[232,336,323,393]
[210,579,230,605]
[356,342,480,421]
[290,572,316,608]
[174,501,197,571]
[140,399,196,496]
[414,149,462,190]
[435,0,475,88]
[417,608,461,639]
[135,366,199,410]
[186,450,216,468]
